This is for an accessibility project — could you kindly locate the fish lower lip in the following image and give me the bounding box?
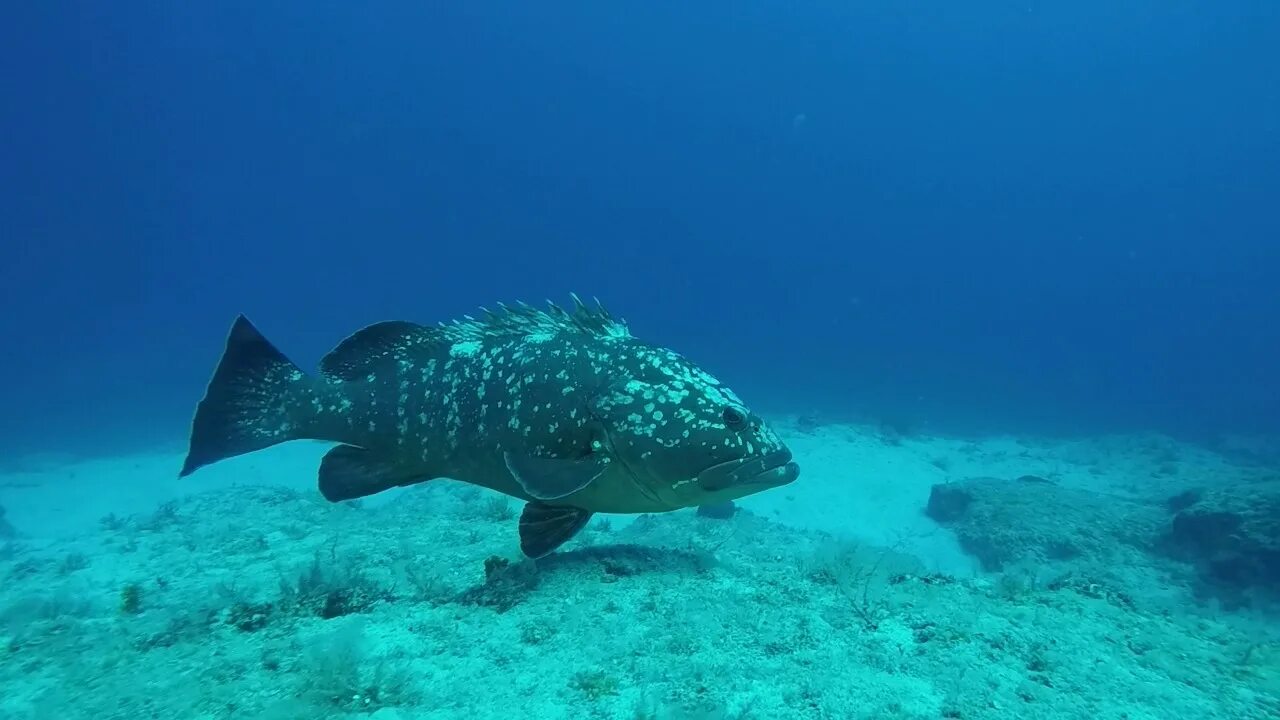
[699,449,798,489]
[745,459,799,487]
[763,460,801,485]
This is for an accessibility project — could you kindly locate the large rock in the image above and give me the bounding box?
[925,476,1165,571]
[1161,479,1280,605]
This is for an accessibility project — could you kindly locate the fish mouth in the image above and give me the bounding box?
[697,448,800,491]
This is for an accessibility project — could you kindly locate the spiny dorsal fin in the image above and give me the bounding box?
[318,296,628,381]
[438,294,629,342]
[319,320,442,381]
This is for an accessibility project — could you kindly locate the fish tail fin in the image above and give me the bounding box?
[179,315,319,477]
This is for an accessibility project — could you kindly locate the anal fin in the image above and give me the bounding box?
[318,445,429,502]
[519,502,593,558]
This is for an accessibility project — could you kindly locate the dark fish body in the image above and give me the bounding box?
[180,296,798,557]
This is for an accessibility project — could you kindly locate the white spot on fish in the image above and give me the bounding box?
[450,340,481,357]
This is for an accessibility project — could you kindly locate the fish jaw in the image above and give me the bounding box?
[680,447,800,507]
[746,457,801,488]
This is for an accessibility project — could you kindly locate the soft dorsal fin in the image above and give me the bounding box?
[319,321,443,381]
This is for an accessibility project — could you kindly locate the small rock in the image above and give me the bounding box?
[697,501,738,520]
[1165,488,1203,514]
[925,476,1163,571]
[1163,480,1280,606]
[925,484,972,522]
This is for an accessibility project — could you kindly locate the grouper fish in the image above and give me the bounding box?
[179,295,799,558]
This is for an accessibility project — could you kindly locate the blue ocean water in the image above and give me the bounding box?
[4,2,1277,457]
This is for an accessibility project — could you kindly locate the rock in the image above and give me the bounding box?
[1165,488,1203,514]
[1162,479,1280,606]
[0,505,13,538]
[926,476,1165,571]
[696,501,738,520]
[924,484,971,522]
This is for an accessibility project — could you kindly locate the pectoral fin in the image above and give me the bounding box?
[519,502,593,558]
[503,451,607,500]
[317,445,429,502]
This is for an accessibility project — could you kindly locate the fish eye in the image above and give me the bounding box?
[722,406,748,430]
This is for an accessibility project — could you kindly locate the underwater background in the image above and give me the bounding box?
[2,2,1279,719]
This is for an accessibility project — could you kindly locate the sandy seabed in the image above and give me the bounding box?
[0,419,1276,719]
